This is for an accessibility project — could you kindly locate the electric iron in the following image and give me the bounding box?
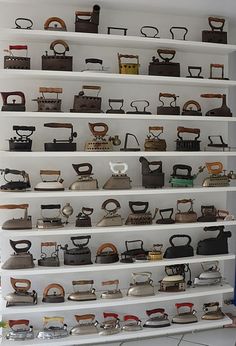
[69,163,98,190]
[34,170,64,191]
[143,309,171,328]
[38,242,60,267]
[122,315,142,331]
[159,264,191,292]
[70,314,99,335]
[36,203,73,229]
[0,204,32,230]
[6,320,34,341]
[194,262,223,286]
[103,161,132,189]
[202,302,225,320]
[37,316,68,339]
[5,277,37,307]
[76,207,93,227]
[0,168,30,191]
[101,279,123,299]
[127,272,155,297]
[68,280,96,301]
[96,199,123,227]
[2,240,35,269]
[42,283,65,303]
[172,303,198,324]
[99,313,121,335]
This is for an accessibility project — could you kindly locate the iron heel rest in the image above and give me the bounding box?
[194,262,223,287]
[37,316,68,339]
[197,225,231,255]
[164,234,194,259]
[9,125,35,151]
[85,122,121,151]
[202,162,230,187]
[4,45,30,69]
[15,18,33,30]
[33,87,63,112]
[36,204,65,229]
[99,313,120,335]
[127,272,154,297]
[70,85,102,113]
[122,315,142,332]
[125,201,158,225]
[156,208,175,224]
[169,164,204,188]
[44,122,77,151]
[68,280,96,301]
[148,244,163,261]
[159,264,190,292]
[172,303,198,324]
[0,204,32,230]
[0,168,30,192]
[42,283,65,303]
[197,205,217,222]
[207,135,228,151]
[106,99,125,114]
[38,242,60,267]
[75,5,100,33]
[149,49,180,77]
[6,320,34,341]
[97,199,123,227]
[44,17,67,31]
[175,126,201,151]
[42,40,72,71]
[209,63,228,80]
[82,58,109,73]
[35,170,64,191]
[202,302,225,320]
[139,157,164,188]
[144,309,171,328]
[144,126,167,151]
[121,240,149,263]
[126,100,151,114]
[2,239,35,269]
[201,93,232,117]
[70,163,98,190]
[186,66,204,79]
[202,17,227,44]
[120,133,140,151]
[101,280,123,299]
[103,162,132,189]
[175,199,197,223]
[62,235,92,265]
[76,207,93,227]
[157,93,180,115]
[70,314,99,335]
[5,277,37,307]
[182,100,202,116]
[1,91,26,111]
[118,53,140,75]
[95,243,119,264]
[140,25,160,38]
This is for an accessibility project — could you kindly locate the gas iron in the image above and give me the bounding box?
[85,122,121,151]
[202,17,227,44]
[197,205,217,222]
[149,48,180,77]
[42,283,65,303]
[157,92,180,115]
[139,157,165,189]
[97,199,123,227]
[6,320,34,341]
[37,316,68,339]
[99,313,121,335]
[148,244,163,261]
[194,262,223,287]
[175,127,201,151]
[144,126,167,151]
[9,125,35,151]
[125,201,158,225]
[0,204,32,230]
[44,122,77,151]
[38,242,60,267]
[126,100,152,114]
[44,17,67,31]
[175,199,197,223]
[95,243,119,264]
[106,99,125,114]
[82,58,109,73]
[172,303,198,324]
[68,280,96,301]
[164,235,194,258]
[70,314,99,335]
[169,164,204,187]
[122,315,142,332]
[2,240,35,269]
[156,208,175,224]
[201,93,232,117]
[197,225,231,255]
[103,162,132,189]
[42,40,72,71]
[0,168,30,191]
[35,170,64,191]
[118,53,140,74]
[120,133,140,151]
[209,63,228,80]
[202,162,230,187]
[144,309,171,328]
[186,66,204,79]
[4,45,30,69]
[127,272,155,297]
[1,91,26,111]
[159,264,190,292]
[76,207,93,227]
[207,135,228,151]
[202,302,225,320]
[140,25,160,38]
[75,5,100,33]
[70,86,102,113]
[170,26,188,40]
[101,280,123,299]
[14,18,33,30]
[5,277,37,307]
[121,240,149,263]
[70,163,98,190]
[33,87,63,112]
[182,100,202,116]
[36,204,67,229]
[62,236,92,265]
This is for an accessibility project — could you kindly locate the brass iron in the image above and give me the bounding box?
[118,53,140,74]
[144,126,167,151]
[85,122,121,151]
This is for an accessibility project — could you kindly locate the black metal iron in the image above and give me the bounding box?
[149,49,180,77]
[9,126,35,151]
[75,5,100,33]
[157,93,180,115]
[140,26,159,38]
[62,236,92,265]
[44,123,77,151]
[139,157,164,188]
[202,17,227,44]
[182,100,202,116]
[4,45,30,69]
[170,26,188,40]
[42,40,72,71]
[71,85,102,113]
[1,91,26,111]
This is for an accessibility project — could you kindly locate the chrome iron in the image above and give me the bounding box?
[70,163,98,190]
[68,280,96,301]
[5,277,37,307]
[70,85,102,113]
[85,122,121,151]
[103,162,131,189]
[4,45,30,69]
[62,236,92,265]
[101,279,123,299]
[1,91,26,111]
[9,125,35,151]
[70,314,99,335]
[44,122,77,151]
[42,283,65,303]
[33,87,63,112]
[125,201,158,225]
[201,93,232,117]
[194,262,223,287]
[42,40,72,71]
[6,320,34,341]
[127,272,154,297]
[144,126,167,151]
[35,170,64,191]
[144,309,171,328]
[82,58,109,73]
[99,313,121,335]
[202,162,230,187]
[0,168,30,191]
[2,240,34,269]
[36,204,65,229]
[159,264,191,292]
[122,315,142,332]
[139,157,165,188]
[38,242,60,267]
[172,303,198,324]
[0,203,32,230]
[202,302,225,320]
[157,92,180,115]
[37,316,68,339]
[95,243,119,264]
[97,199,123,227]
[76,207,93,227]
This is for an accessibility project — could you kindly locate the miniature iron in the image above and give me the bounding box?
[172,303,198,324]
[33,87,63,112]
[44,122,77,151]
[120,133,140,151]
[139,157,165,188]
[148,244,163,261]
[144,126,167,151]
[197,225,231,255]
[207,135,228,150]
[186,66,204,79]
[95,243,119,264]
[149,49,180,77]
[175,199,197,223]
[38,242,60,267]
[70,314,99,335]
[99,313,120,335]
[159,264,190,292]
[75,5,100,33]
[42,283,65,303]
[2,239,34,269]
[76,207,93,227]
[144,309,171,328]
[202,162,230,187]
[70,163,98,190]
[194,262,223,287]
[0,204,32,230]
[101,280,123,299]
[197,205,217,222]
[156,208,175,224]
[169,164,204,187]
[157,92,180,115]
[121,240,148,263]
[108,27,128,35]
[202,17,227,44]
[35,170,64,191]
[97,199,123,227]
[122,315,142,332]
[201,93,232,117]
[37,316,68,339]
[5,277,37,307]
[71,85,102,113]
[170,26,188,40]
[36,204,64,229]
[126,100,152,114]
[68,280,96,301]
[1,91,26,111]
[182,100,202,116]
[164,234,194,258]
[9,125,35,151]
[85,122,121,151]
[82,58,109,73]
[126,201,158,225]
[175,126,201,151]
[202,302,225,320]
[0,168,30,191]
[62,236,92,265]
[210,63,228,80]
[6,320,34,341]
[44,17,67,31]
[15,18,33,30]
[140,26,160,38]
[106,99,125,114]
[4,45,30,69]
[127,272,154,297]
[103,162,131,189]
[118,53,140,74]
[42,40,72,71]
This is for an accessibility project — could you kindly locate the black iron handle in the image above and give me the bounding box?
[129,201,149,214]
[130,100,150,112]
[13,125,35,132]
[41,204,61,210]
[170,26,188,40]
[72,163,92,176]
[169,234,192,247]
[125,240,144,251]
[140,25,159,38]
[10,239,31,253]
[15,18,33,29]
[159,208,173,219]
[71,235,91,247]
[85,58,103,64]
[204,226,225,232]
[173,164,192,176]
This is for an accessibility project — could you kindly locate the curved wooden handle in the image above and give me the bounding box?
[205,161,223,174]
[75,314,95,322]
[177,126,200,134]
[40,170,60,175]
[177,199,193,204]
[102,279,119,285]
[210,63,224,68]
[50,40,69,51]
[43,283,65,297]
[201,93,223,99]
[0,204,28,209]
[10,277,31,291]
[89,122,108,137]
[118,54,139,59]
[97,243,118,255]
[41,241,57,247]
[157,48,176,54]
[39,87,63,94]
[209,17,225,23]
[75,10,92,16]
[9,320,29,328]
[183,100,201,111]
[44,17,66,30]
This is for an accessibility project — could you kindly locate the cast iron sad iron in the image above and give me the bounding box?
[164,235,194,258]
[95,243,119,264]
[148,244,163,261]
[139,157,165,189]
[197,225,231,255]
[202,162,230,187]
[157,92,180,115]
[14,18,33,30]
[1,91,26,111]
[97,199,123,227]
[6,320,34,341]
[182,100,202,116]
[120,133,140,151]
[70,163,98,190]
[169,164,204,187]
[106,99,125,114]
[37,316,68,339]
[118,53,140,74]
[175,199,197,223]
[197,205,217,222]
[122,315,142,332]
[101,279,123,299]
[99,313,121,335]
[121,240,149,263]
[201,93,232,117]
[5,277,37,307]
[4,45,30,69]
[70,86,102,113]
[207,135,228,151]
[0,204,32,230]
[140,25,160,38]
[175,126,201,151]
[194,262,223,287]
[36,204,68,229]
[70,314,99,335]
[68,280,96,301]
[103,162,132,189]
[2,239,35,269]
[159,264,190,292]
[202,302,225,320]
[62,236,92,265]
[85,122,121,151]
[156,208,175,224]
[42,40,72,71]
[42,283,65,303]
[126,100,152,114]
[125,201,158,225]
[149,48,180,77]
[44,122,77,151]
[127,272,154,297]
[209,63,228,80]
[82,58,109,73]
[170,26,188,40]
[144,309,171,328]
[44,17,67,31]
[202,17,227,44]
[0,168,30,191]
[33,87,63,112]
[186,66,204,79]
[75,5,100,33]
[172,303,198,324]
[35,170,64,191]
[76,207,93,227]
[9,125,35,151]
[38,242,60,267]
[144,126,167,151]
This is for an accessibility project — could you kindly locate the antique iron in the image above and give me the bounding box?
[97,199,123,226]
[139,157,164,188]
[108,27,128,35]
[4,45,30,69]
[164,234,194,258]
[120,133,140,151]
[175,126,201,151]
[0,168,30,191]
[42,283,65,303]
[103,162,132,189]
[172,303,198,324]
[159,264,190,292]
[144,309,171,328]
[126,100,152,114]
[182,100,202,116]
[118,53,140,74]
[202,302,225,320]
[157,92,180,115]
[44,122,77,151]
[169,164,204,187]
[71,85,102,113]
[106,99,125,114]
[70,163,98,190]
[207,135,228,150]
[121,240,148,263]
[37,316,68,339]
[122,315,142,332]
[9,125,35,151]
[6,320,34,341]
[197,225,231,255]
[36,204,64,229]
[0,204,32,230]
[42,40,72,71]
[85,122,121,151]
[38,242,60,267]
[44,17,67,31]
[148,244,163,261]
[95,243,119,264]
[186,66,204,79]
[144,126,167,151]
[15,18,33,30]
[5,277,37,307]
[35,170,64,191]
[170,26,188,40]
[75,5,100,33]
[82,58,109,73]
[156,208,175,224]
[33,87,63,112]
[202,162,230,187]
[99,313,120,335]
[175,199,197,223]
[209,63,228,80]
[1,91,26,111]
[202,17,227,44]
[194,262,223,287]
[2,239,35,269]
[76,207,93,227]
[101,280,123,299]
[126,201,158,225]
[127,272,154,297]
[68,280,96,301]
[70,314,99,335]
[140,26,160,38]
[197,205,217,222]
[62,236,92,265]
[60,203,73,225]
[201,93,232,117]
[149,49,180,77]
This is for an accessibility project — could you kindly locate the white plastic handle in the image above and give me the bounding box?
[109,161,128,174]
